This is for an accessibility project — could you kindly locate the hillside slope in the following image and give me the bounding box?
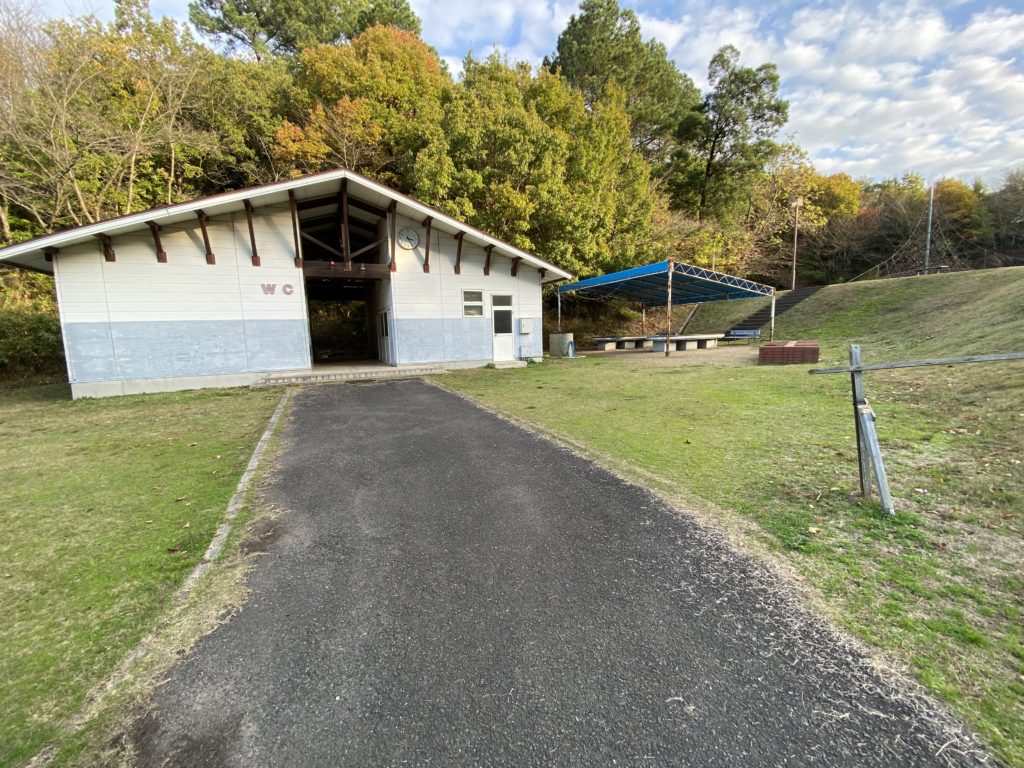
[688,267,1024,362]
[775,267,1024,361]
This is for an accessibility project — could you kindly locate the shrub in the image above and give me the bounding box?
[0,307,65,377]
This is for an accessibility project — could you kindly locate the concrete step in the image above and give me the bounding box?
[258,366,446,386]
[488,360,528,370]
[727,286,825,332]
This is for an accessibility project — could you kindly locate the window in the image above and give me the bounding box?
[463,290,484,317]
[492,295,513,307]
[493,309,513,334]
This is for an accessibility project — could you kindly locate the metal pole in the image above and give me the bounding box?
[665,261,673,358]
[641,302,646,334]
[769,293,776,342]
[791,198,801,290]
[858,405,895,515]
[557,291,562,333]
[924,183,934,275]
[849,344,871,498]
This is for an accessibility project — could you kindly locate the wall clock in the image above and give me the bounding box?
[397,227,419,249]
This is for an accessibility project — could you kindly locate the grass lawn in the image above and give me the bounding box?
[0,384,283,766]
[441,267,1024,765]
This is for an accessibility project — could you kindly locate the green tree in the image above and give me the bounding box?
[671,45,788,222]
[413,54,659,277]
[546,0,699,162]
[188,0,420,60]
[985,168,1024,253]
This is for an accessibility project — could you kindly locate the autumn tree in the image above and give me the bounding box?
[799,172,865,282]
[546,0,699,162]
[671,45,788,223]
[0,1,218,230]
[275,26,449,188]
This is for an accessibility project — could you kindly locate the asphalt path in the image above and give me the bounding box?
[134,380,983,767]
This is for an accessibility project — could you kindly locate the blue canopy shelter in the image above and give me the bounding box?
[556,260,776,354]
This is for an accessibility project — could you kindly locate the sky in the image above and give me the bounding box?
[41,0,1024,186]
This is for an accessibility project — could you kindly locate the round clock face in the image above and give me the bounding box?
[397,227,419,249]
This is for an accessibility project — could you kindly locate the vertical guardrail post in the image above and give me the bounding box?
[848,344,894,515]
[849,345,871,497]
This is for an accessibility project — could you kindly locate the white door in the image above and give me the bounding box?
[377,310,392,364]
[492,295,515,361]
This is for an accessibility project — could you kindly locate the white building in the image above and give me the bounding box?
[0,169,571,398]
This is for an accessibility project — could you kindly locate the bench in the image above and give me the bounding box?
[723,328,761,342]
[649,333,725,353]
[592,336,655,351]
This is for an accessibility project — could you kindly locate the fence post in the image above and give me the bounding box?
[849,345,871,497]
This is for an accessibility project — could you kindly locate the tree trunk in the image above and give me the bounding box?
[127,152,137,214]
[698,134,719,222]
[168,143,175,204]
[0,195,11,244]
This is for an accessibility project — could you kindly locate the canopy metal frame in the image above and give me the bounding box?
[557,260,777,355]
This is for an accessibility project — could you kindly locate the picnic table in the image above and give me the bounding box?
[592,336,654,351]
[650,333,725,352]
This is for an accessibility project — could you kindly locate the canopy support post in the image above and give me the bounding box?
[557,291,562,333]
[665,260,673,357]
[769,292,776,341]
[641,302,646,334]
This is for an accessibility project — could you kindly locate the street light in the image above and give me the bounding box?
[790,196,803,291]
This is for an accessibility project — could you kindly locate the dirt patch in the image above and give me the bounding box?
[584,345,759,367]
[238,516,288,556]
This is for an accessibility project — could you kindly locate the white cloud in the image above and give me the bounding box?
[953,7,1024,55]
[630,0,1024,183]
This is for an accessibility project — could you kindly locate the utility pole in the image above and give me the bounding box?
[791,197,803,290]
[923,184,934,275]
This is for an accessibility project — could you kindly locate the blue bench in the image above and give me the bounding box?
[723,329,761,342]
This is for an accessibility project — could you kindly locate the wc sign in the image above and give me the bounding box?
[261,283,295,296]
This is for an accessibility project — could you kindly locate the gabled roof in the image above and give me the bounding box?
[558,260,774,304]
[0,168,573,282]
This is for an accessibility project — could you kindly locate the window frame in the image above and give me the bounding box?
[463,289,485,317]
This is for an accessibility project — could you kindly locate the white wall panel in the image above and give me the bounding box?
[55,209,308,324]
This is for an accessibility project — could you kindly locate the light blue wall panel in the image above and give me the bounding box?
[244,320,311,371]
[518,318,543,358]
[393,317,542,364]
[393,319,447,363]
[63,323,117,381]
[110,321,248,379]
[393,317,493,364]
[442,317,493,362]
[64,320,310,382]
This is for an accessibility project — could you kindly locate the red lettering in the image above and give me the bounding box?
[261,284,276,295]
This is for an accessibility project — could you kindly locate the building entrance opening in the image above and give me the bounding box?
[296,182,393,365]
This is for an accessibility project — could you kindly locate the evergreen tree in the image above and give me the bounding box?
[671,45,788,223]
[188,0,420,60]
[546,0,699,163]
